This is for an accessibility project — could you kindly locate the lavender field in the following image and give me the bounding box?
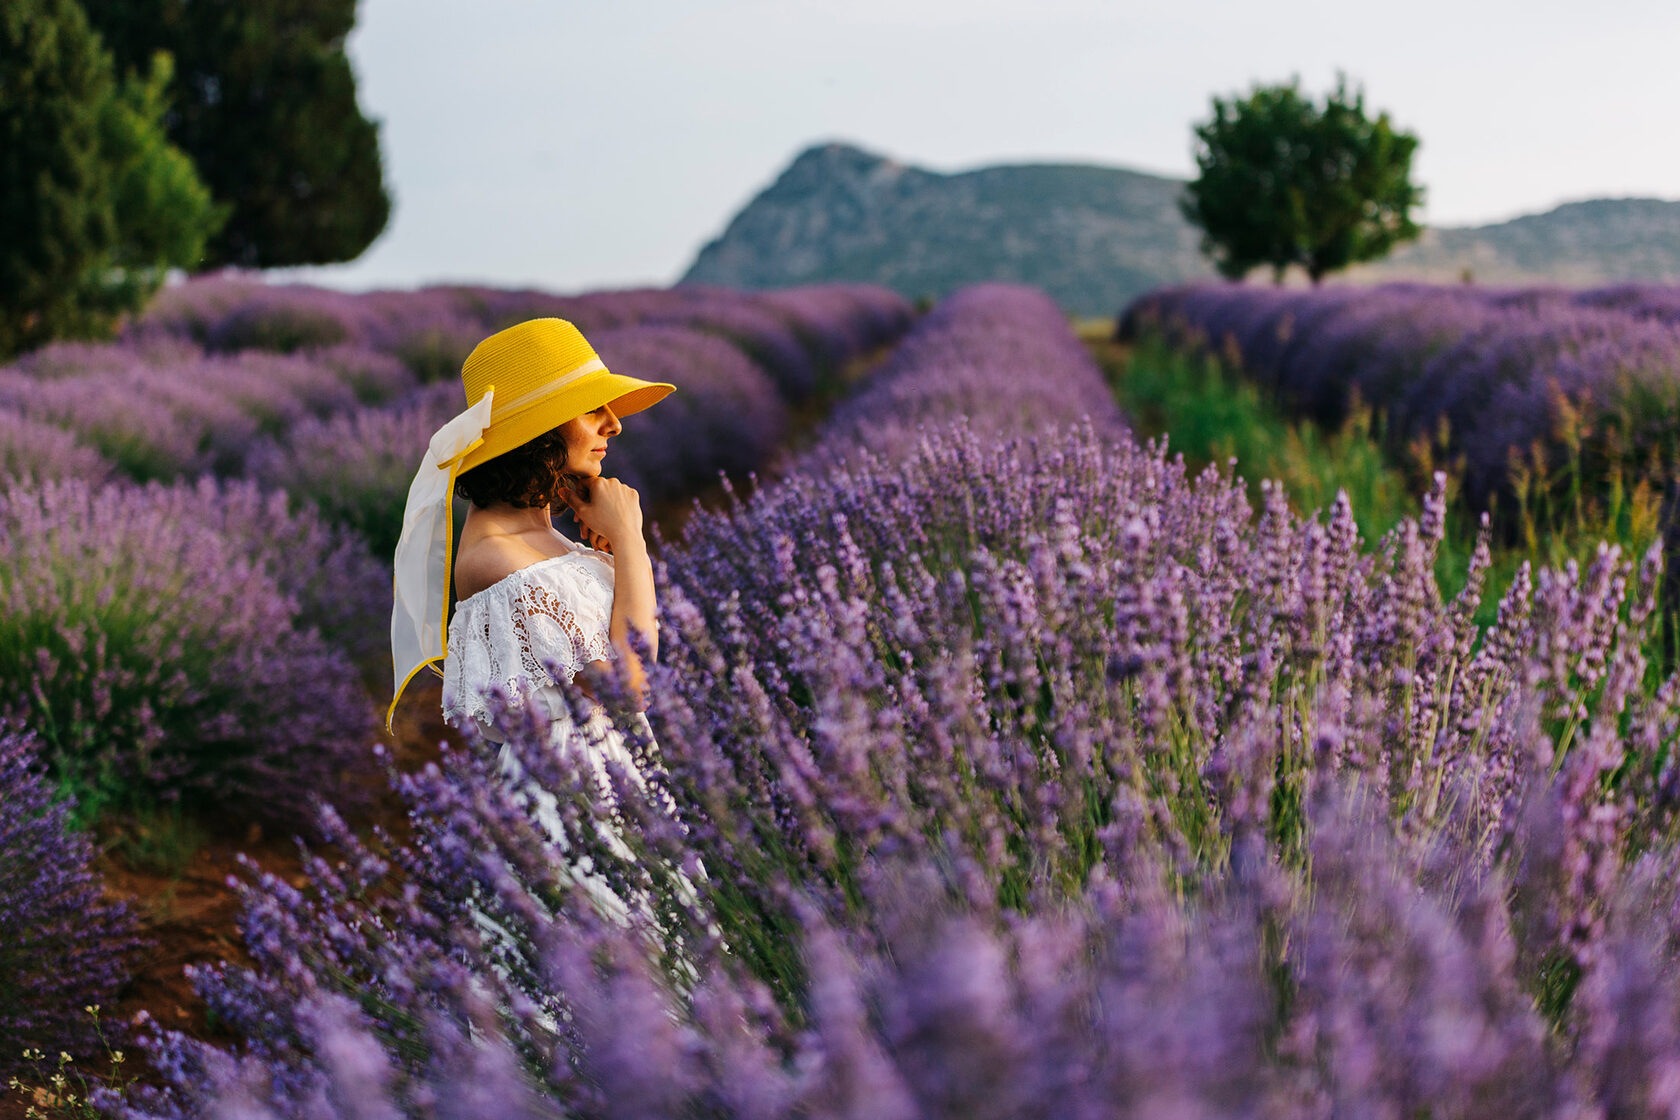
[10,277,1680,1117]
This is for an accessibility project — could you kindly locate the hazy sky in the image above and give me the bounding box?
[285,0,1680,293]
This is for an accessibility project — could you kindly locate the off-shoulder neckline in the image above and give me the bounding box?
[453,542,609,609]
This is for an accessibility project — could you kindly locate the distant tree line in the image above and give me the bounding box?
[1,0,390,357]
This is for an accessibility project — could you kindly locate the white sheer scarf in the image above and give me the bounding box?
[388,389,496,732]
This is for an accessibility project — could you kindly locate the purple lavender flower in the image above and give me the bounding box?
[649,291,820,402]
[760,285,917,371]
[245,381,463,562]
[0,362,244,480]
[0,726,138,1075]
[0,344,381,480]
[1122,281,1680,512]
[309,345,419,405]
[0,476,377,820]
[0,408,113,485]
[142,475,394,671]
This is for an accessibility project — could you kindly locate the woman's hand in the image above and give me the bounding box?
[557,488,613,553]
[560,476,644,552]
[555,488,612,552]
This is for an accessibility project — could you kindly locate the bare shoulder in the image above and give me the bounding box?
[454,533,551,601]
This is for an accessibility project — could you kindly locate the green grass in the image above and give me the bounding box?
[101,801,209,878]
[1088,329,1413,543]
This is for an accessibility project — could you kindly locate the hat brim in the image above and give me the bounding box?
[458,373,676,474]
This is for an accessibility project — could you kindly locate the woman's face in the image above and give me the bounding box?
[556,402,623,477]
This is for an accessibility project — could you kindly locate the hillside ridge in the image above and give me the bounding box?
[683,142,1680,314]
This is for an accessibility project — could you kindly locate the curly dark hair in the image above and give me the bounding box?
[453,427,585,509]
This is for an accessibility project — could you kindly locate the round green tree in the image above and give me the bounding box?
[88,0,392,269]
[1180,75,1424,284]
[0,0,222,358]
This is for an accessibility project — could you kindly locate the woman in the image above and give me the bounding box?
[445,401,654,738]
[388,316,678,920]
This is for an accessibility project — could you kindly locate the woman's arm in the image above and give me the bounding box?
[603,535,657,706]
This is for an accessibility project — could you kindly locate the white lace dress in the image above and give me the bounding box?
[440,534,660,923]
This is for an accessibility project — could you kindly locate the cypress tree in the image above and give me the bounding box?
[1,0,118,355]
[0,0,220,357]
[87,0,392,269]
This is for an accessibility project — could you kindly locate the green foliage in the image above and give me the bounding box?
[1180,75,1424,283]
[1429,416,1665,633]
[100,52,227,291]
[0,0,113,356]
[101,801,208,877]
[88,0,391,268]
[0,0,222,358]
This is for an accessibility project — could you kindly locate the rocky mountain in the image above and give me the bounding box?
[681,143,1207,317]
[681,142,1680,316]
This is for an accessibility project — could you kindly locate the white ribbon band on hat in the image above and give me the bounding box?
[495,358,605,415]
[388,388,495,732]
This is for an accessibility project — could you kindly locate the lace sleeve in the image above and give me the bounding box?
[441,552,618,732]
[508,569,616,685]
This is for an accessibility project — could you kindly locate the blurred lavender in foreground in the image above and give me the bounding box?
[115,743,1680,1118]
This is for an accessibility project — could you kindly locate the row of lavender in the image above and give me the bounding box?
[1119,282,1680,514]
[99,284,1680,1116]
[0,278,913,1067]
[3,276,913,531]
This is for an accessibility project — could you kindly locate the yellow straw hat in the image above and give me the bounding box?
[457,317,675,472]
[388,317,675,732]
